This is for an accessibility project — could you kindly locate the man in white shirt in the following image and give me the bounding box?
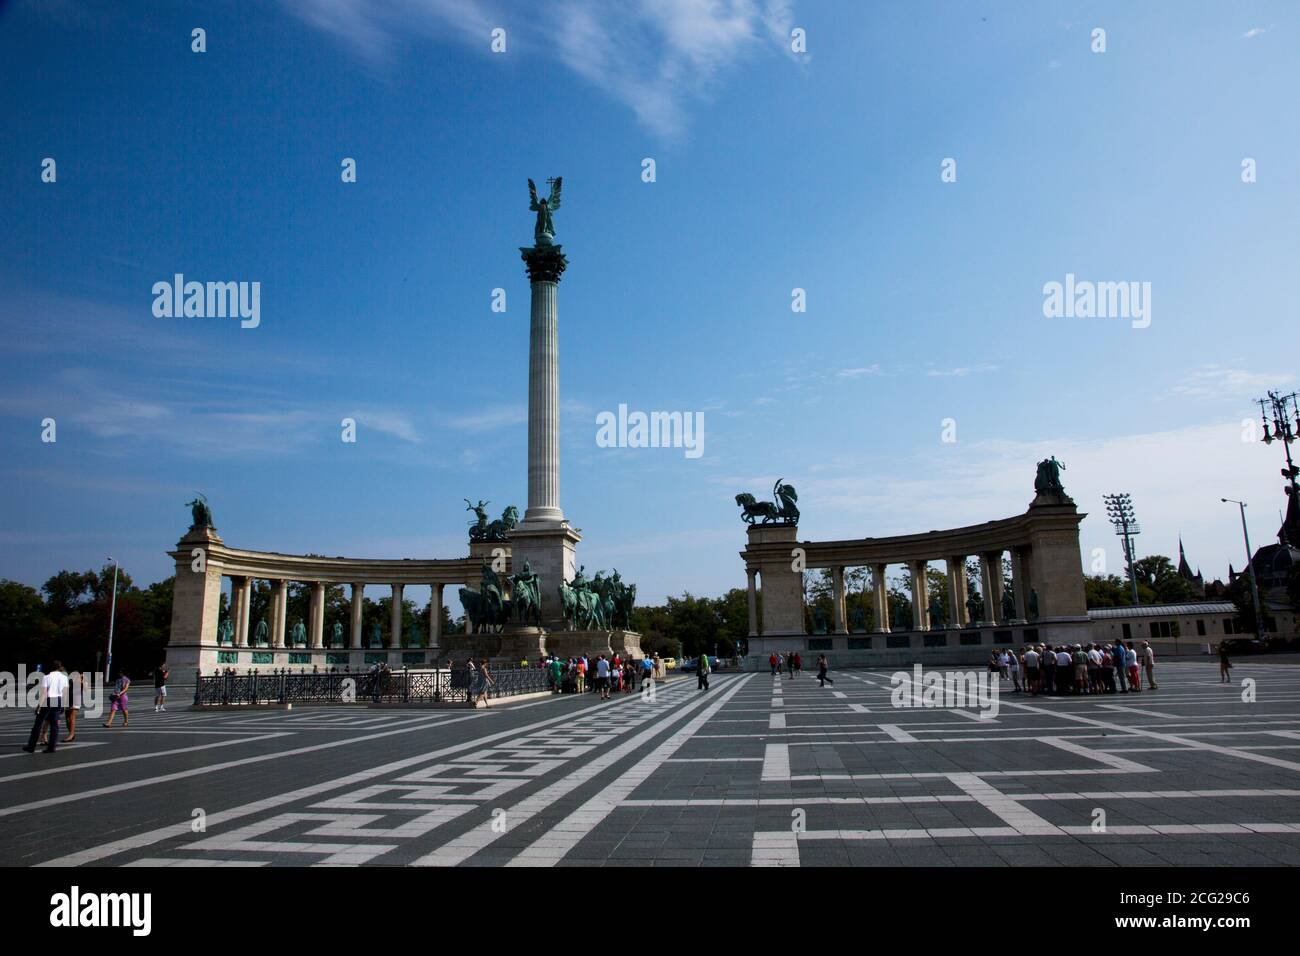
[24,661,70,753]
[1142,642,1158,690]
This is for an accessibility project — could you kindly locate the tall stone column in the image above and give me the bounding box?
[350,583,364,649]
[982,551,1004,625]
[946,558,964,627]
[746,569,758,637]
[831,566,847,634]
[512,236,581,626]
[389,583,404,648]
[272,579,288,647]
[872,563,890,633]
[430,583,443,648]
[909,561,929,630]
[233,576,249,647]
[309,582,325,648]
[520,242,567,526]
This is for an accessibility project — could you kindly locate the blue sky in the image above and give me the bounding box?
[2,0,1298,612]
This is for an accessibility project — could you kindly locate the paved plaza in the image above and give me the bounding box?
[4,661,1300,867]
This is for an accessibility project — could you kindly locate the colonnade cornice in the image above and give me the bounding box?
[740,506,1085,570]
[168,543,501,586]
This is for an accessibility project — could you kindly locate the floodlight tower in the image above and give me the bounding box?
[1103,493,1141,605]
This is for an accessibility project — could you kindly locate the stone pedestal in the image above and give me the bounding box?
[497,626,547,663]
[545,629,611,660]
[746,524,805,638]
[507,523,580,628]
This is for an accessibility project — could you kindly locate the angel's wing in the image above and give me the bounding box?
[548,176,562,211]
[527,178,540,211]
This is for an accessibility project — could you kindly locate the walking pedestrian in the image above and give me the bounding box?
[697,652,711,691]
[153,661,170,712]
[474,658,494,708]
[24,661,69,753]
[595,654,611,700]
[102,671,131,728]
[793,652,802,676]
[816,653,834,687]
[1219,642,1232,683]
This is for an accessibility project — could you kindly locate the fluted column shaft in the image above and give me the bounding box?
[525,278,563,523]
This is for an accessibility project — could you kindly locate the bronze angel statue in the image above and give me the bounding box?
[528,177,562,245]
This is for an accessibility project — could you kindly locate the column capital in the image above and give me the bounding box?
[520,243,568,282]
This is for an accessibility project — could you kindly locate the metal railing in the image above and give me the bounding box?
[193,664,551,706]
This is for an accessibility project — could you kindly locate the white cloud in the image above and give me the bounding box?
[1170,364,1292,400]
[925,364,998,378]
[284,0,796,138]
[446,404,526,431]
[1244,27,1268,39]
[837,365,882,379]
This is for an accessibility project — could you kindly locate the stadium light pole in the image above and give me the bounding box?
[1103,493,1141,605]
[105,556,120,682]
[1221,499,1265,642]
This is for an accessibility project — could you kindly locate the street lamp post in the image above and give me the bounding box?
[1221,499,1265,642]
[1256,389,1300,499]
[105,556,120,682]
[1103,493,1141,605]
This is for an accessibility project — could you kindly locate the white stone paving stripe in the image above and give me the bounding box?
[411,680,746,866]
[0,734,290,784]
[505,676,753,866]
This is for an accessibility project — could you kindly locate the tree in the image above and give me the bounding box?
[1131,555,1196,604]
[1084,574,1132,608]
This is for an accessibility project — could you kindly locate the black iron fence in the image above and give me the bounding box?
[193,664,552,707]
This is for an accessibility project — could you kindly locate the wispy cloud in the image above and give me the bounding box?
[1170,364,1292,400]
[837,364,882,379]
[1243,26,1269,39]
[284,0,797,138]
[925,363,998,378]
[446,404,526,432]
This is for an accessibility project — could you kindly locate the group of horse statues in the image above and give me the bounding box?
[559,567,636,631]
[457,561,636,634]
[458,560,544,633]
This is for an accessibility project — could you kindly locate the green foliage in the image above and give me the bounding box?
[0,566,171,677]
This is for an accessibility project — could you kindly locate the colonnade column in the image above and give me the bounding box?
[746,569,758,638]
[1012,548,1030,621]
[309,582,325,648]
[234,576,251,646]
[831,566,847,634]
[946,557,966,628]
[389,583,404,648]
[981,551,1004,625]
[871,563,890,633]
[272,579,287,647]
[430,583,443,648]
[908,561,929,630]
[350,583,364,648]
